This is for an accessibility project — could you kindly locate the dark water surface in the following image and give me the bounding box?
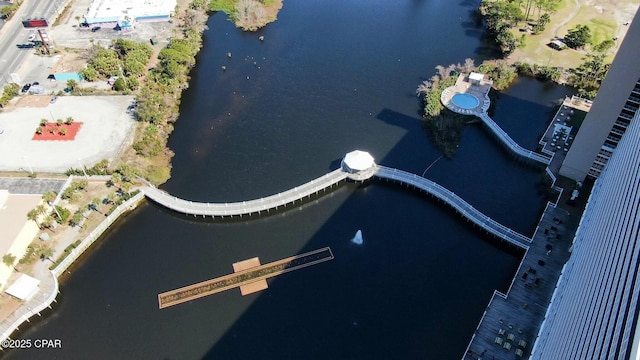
[8,1,575,359]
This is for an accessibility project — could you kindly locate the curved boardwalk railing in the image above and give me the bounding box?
[142,169,347,217]
[0,192,145,346]
[51,192,145,277]
[0,271,58,346]
[478,113,551,166]
[374,166,531,249]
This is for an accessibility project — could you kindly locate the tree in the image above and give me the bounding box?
[66,79,78,91]
[42,191,57,204]
[65,116,74,125]
[564,25,591,49]
[70,210,84,227]
[2,254,16,267]
[40,118,48,126]
[27,208,41,227]
[593,39,615,53]
[90,197,103,214]
[35,126,43,135]
[60,127,67,136]
[56,118,64,126]
[113,77,126,91]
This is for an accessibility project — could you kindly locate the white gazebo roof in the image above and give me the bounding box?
[469,72,484,81]
[5,274,40,301]
[343,150,375,171]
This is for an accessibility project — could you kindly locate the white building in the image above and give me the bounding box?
[530,110,640,359]
[0,191,41,290]
[84,0,177,26]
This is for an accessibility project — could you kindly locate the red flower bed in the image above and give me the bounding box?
[33,122,83,141]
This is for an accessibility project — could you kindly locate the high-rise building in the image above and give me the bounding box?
[559,9,640,182]
[531,111,640,359]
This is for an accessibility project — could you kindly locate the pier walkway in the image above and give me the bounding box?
[440,74,551,167]
[478,113,551,166]
[142,153,531,249]
[142,169,347,218]
[374,166,530,249]
[158,247,335,308]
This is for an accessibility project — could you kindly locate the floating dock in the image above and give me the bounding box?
[158,247,334,309]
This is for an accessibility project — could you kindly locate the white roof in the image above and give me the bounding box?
[343,150,375,171]
[469,72,484,81]
[5,274,40,301]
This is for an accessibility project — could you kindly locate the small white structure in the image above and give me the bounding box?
[469,72,484,85]
[5,274,40,301]
[342,150,375,173]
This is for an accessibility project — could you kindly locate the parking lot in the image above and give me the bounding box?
[0,96,136,173]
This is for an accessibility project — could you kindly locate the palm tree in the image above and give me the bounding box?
[40,118,48,126]
[2,254,16,268]
[90,197,103,214]
[56,118,63,126]
[27,208,41,228]
[65,116,74,125]
[42,191,57,204]
[66,79,77,92]
[36,126,43,135]
[36,204,48,216]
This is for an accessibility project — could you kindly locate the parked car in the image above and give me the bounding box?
[16,43,35,49]
[91,26,101,32]
[21,83,31,92]
[32,81,39,86]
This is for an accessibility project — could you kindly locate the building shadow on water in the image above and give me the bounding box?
[194,108,548,360]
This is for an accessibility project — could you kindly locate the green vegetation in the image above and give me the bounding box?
[0,0,22,19]
[480,0,561,56]
[567,54,610,99]
[49,240,82,270]
[80,39,153,91]
[55,206,70,223]
[65,159,111,176]
[2,254,16,267]
[588,18,617,48]
[515,62,561,82]
[476,61,518,90]
[564,24,591,49]
[416,59,521,158]
[209,0,279,31]
[0,83,20,108]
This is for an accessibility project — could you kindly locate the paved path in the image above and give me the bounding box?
[374,166,531,248]
[143,164,531,248]
[478,113,552,166]
[142,169,348,217]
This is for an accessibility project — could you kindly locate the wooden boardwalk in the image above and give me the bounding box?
[478,113,551,166]
[374,166,531,249]
[158,247,334,308]
[142,162,533,247]
[142,169,347,218]
[461,204,576,360]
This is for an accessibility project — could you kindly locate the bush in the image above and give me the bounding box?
[55,206,70,223]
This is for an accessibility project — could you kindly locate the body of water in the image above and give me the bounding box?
[7,1,575,359]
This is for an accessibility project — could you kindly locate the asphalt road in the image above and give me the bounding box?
[0,177,65,194]
[0,0,67,86]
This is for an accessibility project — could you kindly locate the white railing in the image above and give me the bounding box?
[479,114,551,165]
[0,272,58,345]
[142,169,347,217]
[375,166,531,248]
[51,192,145,277]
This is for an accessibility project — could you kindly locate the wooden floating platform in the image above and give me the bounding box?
[232,257,269,296]
[158,247,334,309]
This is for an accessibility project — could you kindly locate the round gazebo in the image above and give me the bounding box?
[341,150,376,180]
